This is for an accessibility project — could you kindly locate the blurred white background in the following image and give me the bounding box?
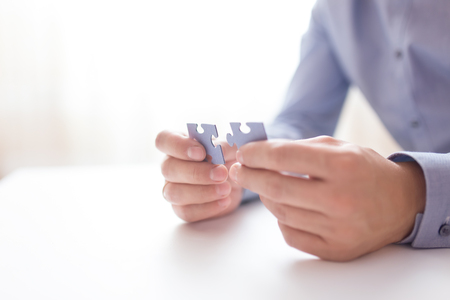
[0,0,401,178]
[0,0,317,177]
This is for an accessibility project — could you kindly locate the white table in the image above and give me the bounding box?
[0,165,449,300]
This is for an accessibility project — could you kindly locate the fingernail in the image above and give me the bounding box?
[188,146,204,160]
[210,165,227,182]
[162,183,171,201]
[218,197,231,208]
[236,150,244,164]
[163,189,170,201]
[229,164,240,182]
[215,182,231,197]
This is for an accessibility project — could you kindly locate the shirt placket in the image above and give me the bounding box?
[394,0,434,152]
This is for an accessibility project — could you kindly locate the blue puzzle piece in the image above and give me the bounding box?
[187,123,225,165]
[226,122,267,149]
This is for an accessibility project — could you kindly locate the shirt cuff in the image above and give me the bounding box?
[388,151,450,248]
[396,213,423,244]
[241,188,260,203]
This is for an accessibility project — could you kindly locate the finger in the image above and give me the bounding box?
[171,195,238,222]
[237,139,339,178]
[161,156,228,184]
[229,163,327,212]
[260,196,329,236]
[163,182,231,205]
[218,141,238,162]
[155,130,206,161]
[278,222,330,259]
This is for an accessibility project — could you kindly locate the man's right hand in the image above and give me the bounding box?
[155,130,243,222]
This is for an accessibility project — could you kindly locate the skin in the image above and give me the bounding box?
[156,132,426,261]
[155,130,243,222]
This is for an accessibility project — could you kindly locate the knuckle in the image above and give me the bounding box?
[190,164,203,182]
[174,135,188,154]
[201,185,214,200]
[331,148,362,171]
[333,153,356,170]
[173,205,197,222]
[163,183,183,204]
[155,130,168,150]
[308,245,332,261]
[323,219,339,237]
[284,237,296,249]
[313,135,336,144]
[281,230,296,248]
[278,223,299,250]
[160,156,172,179]
[264,175,284,200]
[272,204,288,223]
[324,249,355,262]
[269,142,289,166]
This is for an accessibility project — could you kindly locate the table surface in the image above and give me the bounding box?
[0,165,449,300]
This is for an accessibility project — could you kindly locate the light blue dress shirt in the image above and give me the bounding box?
[266,0,450,248]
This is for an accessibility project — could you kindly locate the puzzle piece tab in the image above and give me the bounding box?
[187,123,225,165]
[226,122,267,149]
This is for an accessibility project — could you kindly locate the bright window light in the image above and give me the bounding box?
[0,0,316,175]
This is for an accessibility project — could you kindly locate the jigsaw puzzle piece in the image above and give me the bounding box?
[226,122,267,149]
[187,123,225,165]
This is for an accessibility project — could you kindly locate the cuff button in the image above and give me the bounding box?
[439,225,450,237]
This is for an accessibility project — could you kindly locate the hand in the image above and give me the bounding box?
[155,130,243,222]
[229,136,426,261]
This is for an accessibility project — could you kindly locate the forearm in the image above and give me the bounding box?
[268,0,349,141]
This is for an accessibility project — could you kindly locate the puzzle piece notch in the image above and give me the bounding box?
[187,123,225,165]
[226,122,267,149]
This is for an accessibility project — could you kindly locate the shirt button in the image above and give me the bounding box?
[439,225,450,237]
[410,120,420,128]
[395,50,403,59]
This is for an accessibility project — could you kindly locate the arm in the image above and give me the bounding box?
[262,1,450,255]
[242,1,351,203]
[268,0,350,140]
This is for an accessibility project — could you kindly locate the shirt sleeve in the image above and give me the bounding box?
[242,1,350,203]
[267,0,350,140]
[389,151,450,248]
